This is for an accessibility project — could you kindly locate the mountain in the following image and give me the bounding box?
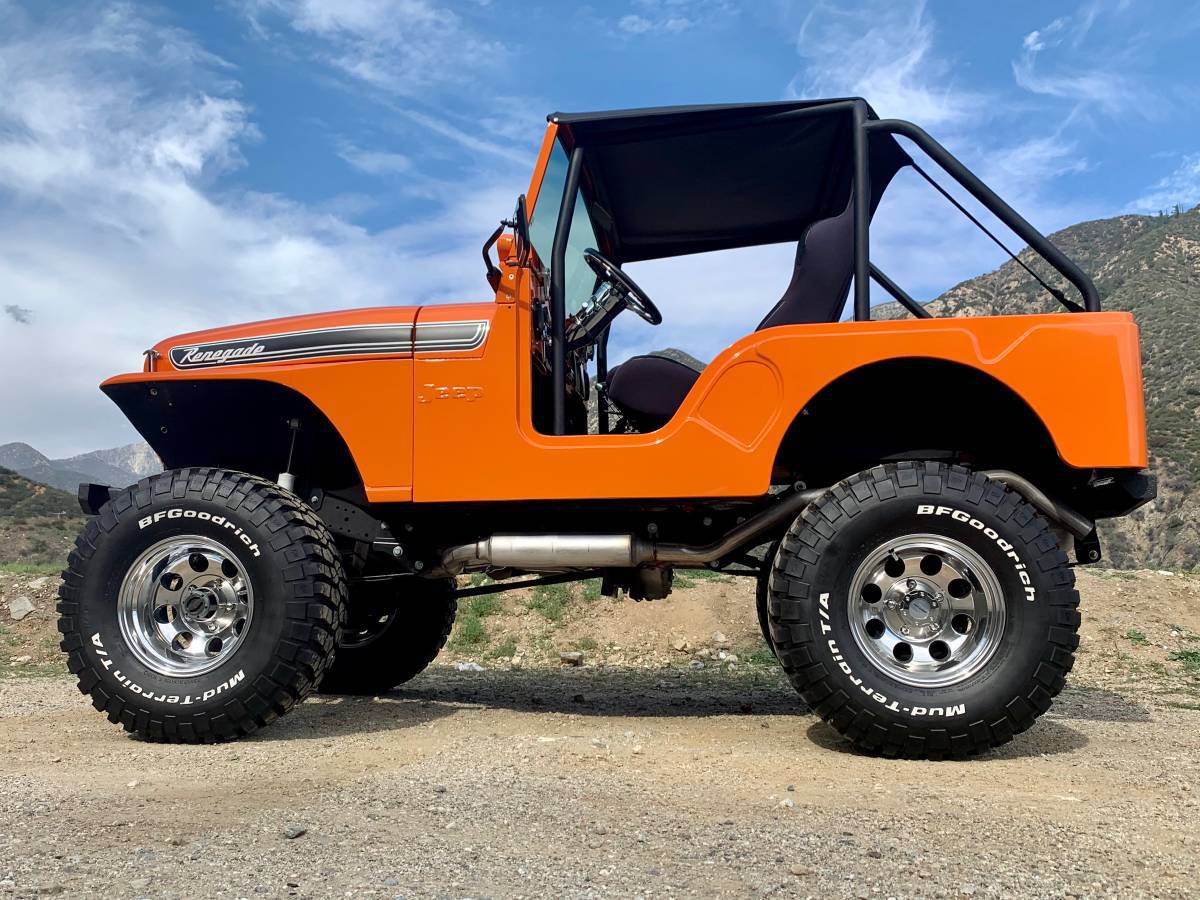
[0,442,47,472]
[85,442,162,479]
[878,205,1199,570]
[0,440,161,493]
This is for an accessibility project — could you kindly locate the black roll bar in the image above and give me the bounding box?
[851,101,872,321]
[860,116,1101,314]
[596,325,610,434]
[870,263,931,319]
[550,145,585,434]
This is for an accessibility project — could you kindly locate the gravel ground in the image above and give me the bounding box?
[2,568,1198,898]
[1,664,1197,899]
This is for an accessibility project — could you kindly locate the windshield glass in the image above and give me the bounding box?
[528,142,600,317]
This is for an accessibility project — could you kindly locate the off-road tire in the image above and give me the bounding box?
[767,461,1080,759]
[57,468,346,743]
[318,578,457,695]
[755,537,782,656]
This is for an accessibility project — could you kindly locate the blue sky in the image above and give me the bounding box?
[2,0,1199,455]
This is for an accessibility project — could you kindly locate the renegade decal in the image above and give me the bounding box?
[167,320,489,369]
[176,343,266,367]
[916,504,1036,601]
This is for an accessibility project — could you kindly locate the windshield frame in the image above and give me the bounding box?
[527,140,604,319]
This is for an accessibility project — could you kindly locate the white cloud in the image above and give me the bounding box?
[238,0,537,164]
[0,4,518,457]
[618,15,654,34]
[790,0,981,128]
[614,0,732,36]
[1128,153,1200,214]
[618,13,690,34]
[242,0,505,98]
[336,142,411,175]
[1012,5,1153,117]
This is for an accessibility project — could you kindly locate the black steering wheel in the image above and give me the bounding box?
[583,249,663,326]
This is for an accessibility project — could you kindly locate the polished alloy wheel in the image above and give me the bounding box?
[847,534,1006,688]
[118,536,254,677]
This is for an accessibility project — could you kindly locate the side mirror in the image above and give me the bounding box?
[514,194,531,265]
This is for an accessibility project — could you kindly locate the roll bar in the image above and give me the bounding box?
[546,102,1101,434]
[549,145,585,435]
[862,112,1101,315]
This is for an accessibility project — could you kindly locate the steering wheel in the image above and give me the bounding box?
[583,249,663,326]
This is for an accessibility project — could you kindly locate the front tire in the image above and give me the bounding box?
[767,462,1080,759]
[318,577,457,695]
[57,469,346,743]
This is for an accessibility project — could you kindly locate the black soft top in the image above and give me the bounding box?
[549,100,911,262]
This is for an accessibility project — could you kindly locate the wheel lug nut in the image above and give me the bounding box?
[906,579,916,590]
[901,626,910,635]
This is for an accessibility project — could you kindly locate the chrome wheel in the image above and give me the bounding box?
[848,534,1006,688]
[118,536,254,677]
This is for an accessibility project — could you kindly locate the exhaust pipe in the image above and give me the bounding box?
[981,469,1093,538]
[652,488,823,564]
[439,487,824,575]
[439,471,1092,575]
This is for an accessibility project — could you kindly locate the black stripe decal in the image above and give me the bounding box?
[413,320,489,352]
[168,320,488,369]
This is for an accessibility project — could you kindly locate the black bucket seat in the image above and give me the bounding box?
[604,201,855,430]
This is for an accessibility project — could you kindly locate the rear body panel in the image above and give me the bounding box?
[415,304,1145,501]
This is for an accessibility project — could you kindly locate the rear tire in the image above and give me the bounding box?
[57,468,346,743]
[767,461,1079,759]
[756,538,782,656]
[318,577,457,695]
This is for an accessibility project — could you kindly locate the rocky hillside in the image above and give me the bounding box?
[0,468,83,568]
[0,441,160,493]
[879,205,1200,570]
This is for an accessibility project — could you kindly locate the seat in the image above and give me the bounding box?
[604,349,705,431]
[604,202,854,430]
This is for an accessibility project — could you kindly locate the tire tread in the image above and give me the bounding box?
[769,461,1079,759]
[57,469,347,744]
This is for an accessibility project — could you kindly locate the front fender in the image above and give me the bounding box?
[102,362,411,500]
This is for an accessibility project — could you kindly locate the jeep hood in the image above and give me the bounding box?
[147,306,422,373]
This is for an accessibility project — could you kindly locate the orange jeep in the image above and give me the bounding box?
[59,100,1154,758]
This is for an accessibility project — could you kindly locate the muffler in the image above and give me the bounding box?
[443,534,651,572]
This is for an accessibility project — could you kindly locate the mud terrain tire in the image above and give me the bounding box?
[756,538,782,656]
[767,461,1079,759]
[57,468,346,743]
[318,577,457,695]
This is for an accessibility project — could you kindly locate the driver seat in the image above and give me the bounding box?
[604,202,854,431]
